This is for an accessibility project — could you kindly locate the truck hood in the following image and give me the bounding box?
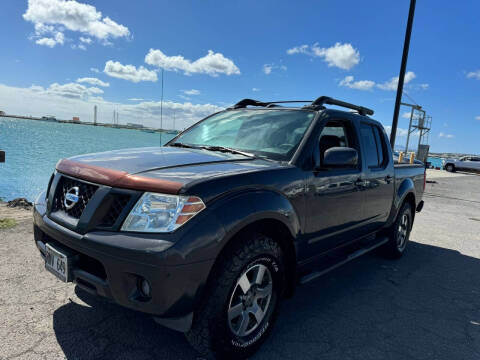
[56,147,278,194]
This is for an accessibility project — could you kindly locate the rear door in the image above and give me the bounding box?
[359,122,395,233]
[461,157,480,171]
[472,157,480,170]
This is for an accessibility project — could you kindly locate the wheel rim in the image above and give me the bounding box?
[447,165,452,171]
[227,263,273,337]
[397,213,409,250]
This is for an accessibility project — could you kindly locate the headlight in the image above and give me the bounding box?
[121,192,205,233]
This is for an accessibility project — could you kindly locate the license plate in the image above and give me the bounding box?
[45,243,70,282]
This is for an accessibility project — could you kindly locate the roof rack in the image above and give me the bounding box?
[230,96,374,116]
[308,96,374,116]
[230,99,312,109]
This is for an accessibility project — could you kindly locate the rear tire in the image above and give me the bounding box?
[445,163,455,172]
[186,232,285,359]
[381,202,412,259]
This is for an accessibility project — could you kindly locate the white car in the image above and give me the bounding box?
[443,156,480,172]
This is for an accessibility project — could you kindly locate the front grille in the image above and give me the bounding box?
[52,176,98,219]
[99,195,131,227]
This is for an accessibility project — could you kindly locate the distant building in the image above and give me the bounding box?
[0,111,5,116]
[41,115,56,121]
[127,122,144,129]
[72,116,80,123]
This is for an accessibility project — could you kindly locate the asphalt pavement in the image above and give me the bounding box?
[1,171,479,359]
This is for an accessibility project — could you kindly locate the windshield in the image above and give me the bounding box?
[170,109,315,160]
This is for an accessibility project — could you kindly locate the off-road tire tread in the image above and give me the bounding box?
[186,232,283,359]
[382,202,412,259]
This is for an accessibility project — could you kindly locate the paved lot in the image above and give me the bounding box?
[1,171,480,360]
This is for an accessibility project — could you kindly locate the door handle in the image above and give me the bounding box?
[385,175,393,183]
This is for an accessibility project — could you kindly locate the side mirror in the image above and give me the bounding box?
[322,147,358,168]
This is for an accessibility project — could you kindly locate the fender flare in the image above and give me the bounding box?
[387,178,416,226]
[212,189,300,248]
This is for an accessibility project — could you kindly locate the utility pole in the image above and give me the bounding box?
[390,0,416,149]
[160,68,164,146]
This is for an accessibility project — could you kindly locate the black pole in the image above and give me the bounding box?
[390,0,416,149]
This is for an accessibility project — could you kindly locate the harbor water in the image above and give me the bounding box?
[0,118,175,201]
[0,117,445,201]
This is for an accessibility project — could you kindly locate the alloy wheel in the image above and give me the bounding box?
[227,263,273,337]
[397,213,409,250]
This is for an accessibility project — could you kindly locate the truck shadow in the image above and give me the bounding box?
[52,240,480,359]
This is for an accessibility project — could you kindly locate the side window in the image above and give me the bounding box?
[360,123,379,168]
[373,126,387,167]
[318,120,358,167]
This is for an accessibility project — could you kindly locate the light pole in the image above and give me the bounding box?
[390,0,417,149]
[160,68,164,146]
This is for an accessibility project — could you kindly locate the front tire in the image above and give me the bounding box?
[186,233,285,359]
[381,202,413,259]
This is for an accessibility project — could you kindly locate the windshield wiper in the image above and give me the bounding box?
[199,145,256,158]
[170,142,256,158]
[169,142,199,149]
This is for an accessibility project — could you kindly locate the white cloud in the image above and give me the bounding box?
[23,0,130,48]
[76,77,109,87]
[467,70,480,80]
[145,49,240,76]
[183,89,200,95]
[128,98,145,101]
[419,83,429,90]
[36,37,57,47]
[402,111,413,119]
[262,63,287,75]
[475,116,480,121]
[0,82,222,129]
[79,36,92,44]
[287,42,360,70]
[44,82,104,99]
[30,85,45,92]
[439,132,454,138]
[377,71,416,91]
[286,45,309,55]
[104,60,158,83]
[339,75,375,91]
[90,67,100,73]
[252,88,260,92]
[383,125,410,137]
[35,31,64,47]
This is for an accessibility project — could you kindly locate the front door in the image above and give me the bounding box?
[303,118,365,258]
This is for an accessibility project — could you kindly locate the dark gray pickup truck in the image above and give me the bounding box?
[33,96,425,359]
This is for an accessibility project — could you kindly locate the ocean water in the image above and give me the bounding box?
[0,118,176,201]
[0,118,447,202]
[427,157,444,168]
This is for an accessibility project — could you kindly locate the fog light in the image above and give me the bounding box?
[140,278,151,297]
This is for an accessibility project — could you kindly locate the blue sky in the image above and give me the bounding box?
[1,0,479,154]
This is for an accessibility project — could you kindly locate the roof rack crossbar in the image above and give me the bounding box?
[310,96,374,116]
[230,97,374,116]
[231,99,312,109]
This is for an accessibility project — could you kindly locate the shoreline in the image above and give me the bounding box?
[0,114,180,134]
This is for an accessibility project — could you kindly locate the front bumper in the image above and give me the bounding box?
[33,197,215,331]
